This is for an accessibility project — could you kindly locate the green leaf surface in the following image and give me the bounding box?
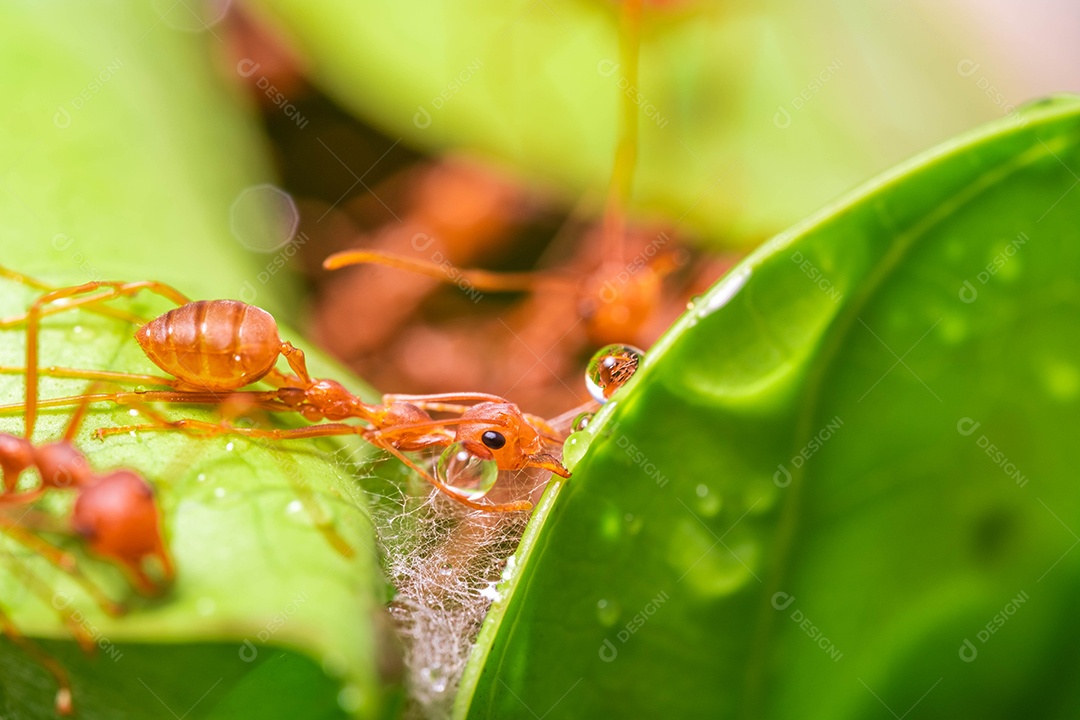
[460,96,1080,718]
[243,0,996,245]
[1,4,394,718]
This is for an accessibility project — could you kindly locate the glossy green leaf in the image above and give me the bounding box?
[243,0,996,244]
[1,4,394,718]
[460,96,1080,718]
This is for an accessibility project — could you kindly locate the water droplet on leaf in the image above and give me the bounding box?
[586,344,644,403]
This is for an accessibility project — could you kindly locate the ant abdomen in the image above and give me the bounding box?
[135,300,282,391]
[72,470,172,592]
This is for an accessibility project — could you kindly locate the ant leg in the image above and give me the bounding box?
[383,400,473,415]
[0,364,176,388]
[0,265,144,327]
[323,249,575,293]
[278,342,314,385]
[521,413,564,442]
[87,400,297,440]
[23,281,191,438]
[96,404,357,559]
[382,392,516,414]
[0,602,75,715]
[0,278,190,330]
[0,388,293,421]
[94,415,362,443]
[0,518,124,617]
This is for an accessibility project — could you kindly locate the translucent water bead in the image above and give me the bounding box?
[585,344,644,403]
[436,442,499,500]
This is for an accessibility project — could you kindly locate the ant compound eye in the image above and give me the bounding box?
[481,430,506,450]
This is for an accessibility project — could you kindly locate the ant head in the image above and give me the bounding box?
[382,402,447,451]
[72,470,173,595]
[455,403,570,478]
[34,442,95,490]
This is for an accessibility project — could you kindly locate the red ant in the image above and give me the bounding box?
[0,382,172,714]
[0,270,570,513]
[317,0,710,410]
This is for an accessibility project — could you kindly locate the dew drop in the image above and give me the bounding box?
[72,325,83,334]
[686,294,702,310]
[225,441,235,452]
[572,412,594,432]
[596,598,621,627]
[694,484,722,517]
[213,487,228,499]
[196,473,207,483]
[667,519,758,598]
[284,498,316,527]
[436,442,497,500]
[337,685,364,713]
[598,505,622,544]
[697,267,751,317]
[562,431,591,471]
[586,344,644,403]
[1041,359,1080,401]
[743,479,779,515]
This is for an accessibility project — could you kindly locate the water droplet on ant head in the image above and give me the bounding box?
[586,344,645,403]
[572,412,594,432]
[436,442,497,500]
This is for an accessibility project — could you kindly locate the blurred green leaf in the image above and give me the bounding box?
[243,0,997,245]
[1,4,394,718]
[459,96,1080,718]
